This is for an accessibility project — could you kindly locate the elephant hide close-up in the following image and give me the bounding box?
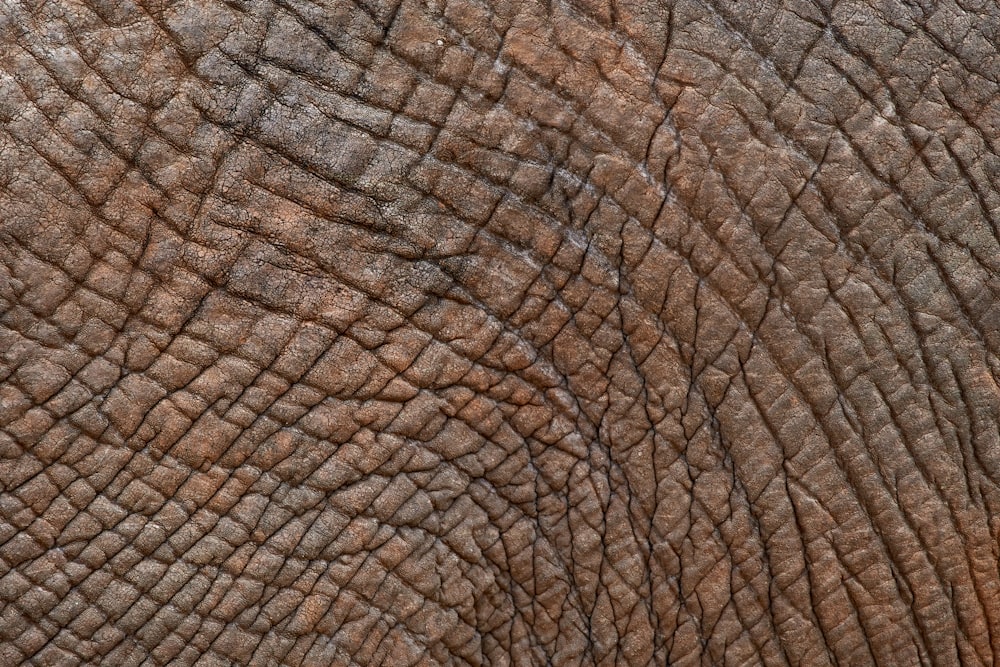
[2,0,1000,665]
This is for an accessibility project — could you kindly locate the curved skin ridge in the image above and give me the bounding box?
[2,0,1000,665]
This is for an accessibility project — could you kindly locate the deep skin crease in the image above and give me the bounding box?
[2,0,1000,665]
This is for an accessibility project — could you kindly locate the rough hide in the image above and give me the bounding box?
[2,0,1000,665]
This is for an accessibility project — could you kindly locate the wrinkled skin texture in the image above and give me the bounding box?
[2,0,1000,665]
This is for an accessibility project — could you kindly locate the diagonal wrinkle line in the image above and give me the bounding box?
[701,100,979,542]
[816,24,1000,374]
[178,73,828,600]
[245,525,483,663]
[893,2,1000,90]
[0,19,208,209]
[605,255,767,660]
[656,119,948,648]
[818,35,1000,246]
[684,0,1000,596]
[694,0,1000,372]
[636,17,996,667]
[9,249,592,664]
[396,7,976,552]
[358,10,952,652]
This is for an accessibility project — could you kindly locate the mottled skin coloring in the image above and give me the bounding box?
[2,0,1000,665]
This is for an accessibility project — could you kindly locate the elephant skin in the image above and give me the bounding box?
[1,0,1000,665]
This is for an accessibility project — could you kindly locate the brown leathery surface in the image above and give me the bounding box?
[2,0,1000,665]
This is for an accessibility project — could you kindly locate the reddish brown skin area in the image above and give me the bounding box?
[2,0,1000,665]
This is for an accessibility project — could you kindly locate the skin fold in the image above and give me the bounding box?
[1,0,1000,664]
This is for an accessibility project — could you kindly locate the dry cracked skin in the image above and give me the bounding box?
[1,0,1000,665]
